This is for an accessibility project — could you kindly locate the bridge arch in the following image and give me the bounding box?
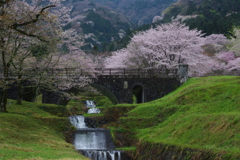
[90,83,119,104]
[132,83,145,104]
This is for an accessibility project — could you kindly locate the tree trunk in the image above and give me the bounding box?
[0,38,9,112]
[2,88,7,112]
[0,76,9,112]
[0,88,7,112]
[0,90,4,112]
[16,76,22,105]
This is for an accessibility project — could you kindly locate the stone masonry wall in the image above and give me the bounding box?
[95,76,180,103]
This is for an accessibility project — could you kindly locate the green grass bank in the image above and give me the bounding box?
[1,76,239,160]
[115,76,240,159]
[0,101,89,160]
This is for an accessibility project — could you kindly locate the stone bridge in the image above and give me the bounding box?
[90,66,188,104]
[3,65,188,105]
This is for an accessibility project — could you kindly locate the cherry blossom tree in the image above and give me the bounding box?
[214,26,240,75]
[213,26,240,75]
[226,57,240,74]
[0,0,61,111]
[228,26,240,57]
[14,15,96,105]
[104,49,130,68]
[214,52,239,75]
[0,0,96,111]
[216,52,236,64]
[105,21,227,77]
[202,34,228,55]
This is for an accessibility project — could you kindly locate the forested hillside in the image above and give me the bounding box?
[97,0,240,51]
[63,0,240,52]
[63,0,176,52]
[162,0,240,36]
[93,0,177,25]
[64,0,133,52]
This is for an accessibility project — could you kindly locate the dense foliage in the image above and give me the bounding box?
[162,0,240,36]
[93,0,175,25]
[81,11,121,51]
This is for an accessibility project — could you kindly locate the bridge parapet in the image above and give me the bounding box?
[0,65,188,85]
[1,65,182,78]
[95,67,178,78]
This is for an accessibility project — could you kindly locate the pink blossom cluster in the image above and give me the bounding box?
[105,21,228,77]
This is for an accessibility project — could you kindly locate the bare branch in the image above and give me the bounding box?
[11,5,56,42]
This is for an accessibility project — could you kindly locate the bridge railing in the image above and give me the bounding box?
[0,67,179,79]
[95,67,178,78]
[0,68,91,78]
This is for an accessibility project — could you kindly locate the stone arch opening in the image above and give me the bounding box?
[132,85,144,103]
[90,83,119,104]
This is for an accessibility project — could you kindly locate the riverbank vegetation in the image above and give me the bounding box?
[75,76,240,159]
[113,76,240,159]
[0,101,89,160]
[0,76,239,159]
[71,76,240,159]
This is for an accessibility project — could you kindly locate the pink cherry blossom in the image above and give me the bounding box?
[105,21,227,77]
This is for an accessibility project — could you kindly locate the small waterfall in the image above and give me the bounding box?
[88,108,101,114]
[108,150,121,160]
[80,150,121,160]
[86,100,96,108]
[74,129,107,150]
[69,115,87,128]
[85,100,101,114]
[69,115,122,160]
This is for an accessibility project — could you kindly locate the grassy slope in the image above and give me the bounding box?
[119,76,240,156]
[0,101,89,160]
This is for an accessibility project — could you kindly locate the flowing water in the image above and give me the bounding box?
[86,100,96,108]
[81,150,121,160]
[69,115,87,128]
[85,100,101,114]
[69,115,122,160]
[74,129,107,150]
